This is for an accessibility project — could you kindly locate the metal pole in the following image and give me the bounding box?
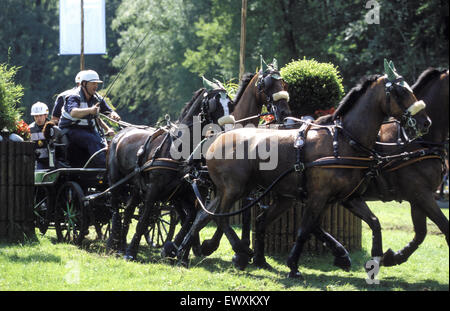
[80,0,85,70]
[239,0,247,80]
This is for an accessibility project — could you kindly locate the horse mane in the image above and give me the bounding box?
[178,88,205,122]
[314,114,334,125]
[332,74,382,120]
[233,73,255,104]
[412,67,447,95]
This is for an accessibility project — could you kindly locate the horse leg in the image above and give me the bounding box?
[342,198,383,262]
[106,191,123,252]
[382,193,449,266]
[253,198,294,270]
[162,199,197,260]
[218,215,254,270]
[199,197,253,258]
[177,197,218,264]
[313,226,351,271]
[241,198,252,247]
[121,193,140,250]
[200,205,250,257]
[287,196,326,278]
[124,187,157,261]
[200,227,223,256]
[416,193,449,246]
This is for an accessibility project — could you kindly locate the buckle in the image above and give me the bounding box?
[294,163,305,172]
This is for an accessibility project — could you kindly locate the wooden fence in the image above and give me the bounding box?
[0,141,36,242]
[229,193,361,255]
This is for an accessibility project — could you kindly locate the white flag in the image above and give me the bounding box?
[59,0,106,55]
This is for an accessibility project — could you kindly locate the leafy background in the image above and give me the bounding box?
[0,0,448,125]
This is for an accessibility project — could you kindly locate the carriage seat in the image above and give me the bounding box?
[43,121,71,168]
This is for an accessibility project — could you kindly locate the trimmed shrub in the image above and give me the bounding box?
[0,63,24,131]
[280,58,344,118]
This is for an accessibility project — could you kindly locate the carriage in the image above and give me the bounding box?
[32,122,178,248]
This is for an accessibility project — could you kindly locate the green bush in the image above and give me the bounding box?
[0,63,24,131]
[280,58,344,118]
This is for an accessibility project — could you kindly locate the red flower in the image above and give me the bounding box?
[14,120,31,140]
[260,114,275,124]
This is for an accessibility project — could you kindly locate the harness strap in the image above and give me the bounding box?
[190,167,295,217]
[384,154,442,172]
[141,158,182,173]
[305,156,376,170]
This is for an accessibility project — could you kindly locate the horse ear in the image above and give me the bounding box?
[384,58,396,81]
[202,76,219,91]
[389,60,396,71]
[271,58,278,70]
[213,78,226,90]
[260,55,268,73]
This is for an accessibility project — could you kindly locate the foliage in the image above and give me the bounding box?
[0,63,24,131]
[281,59,344,117]
[0,0,448,126]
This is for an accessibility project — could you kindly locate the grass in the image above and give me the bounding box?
[0,200,448,291]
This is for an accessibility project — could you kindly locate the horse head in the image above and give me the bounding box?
[256,57,292,123]
[411,68,449,143]
[179,78,234,129]
[200,77,235,127]
[381,59,431,140]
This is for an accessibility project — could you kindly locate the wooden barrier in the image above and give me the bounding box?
[227,190,361,254]
[0,141,36,242]
[249,193,361,255]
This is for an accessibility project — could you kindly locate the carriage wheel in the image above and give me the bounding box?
[33,187,50,235]
[55,181,88,245]
[144,205,178,248]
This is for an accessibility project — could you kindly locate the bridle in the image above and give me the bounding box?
[384,76,428,140]
[199,89,233,125]
[256,68,290,123]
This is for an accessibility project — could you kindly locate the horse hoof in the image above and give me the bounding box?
[177,259,189,268]
[334,254,352,272]
[288,271,303,279]
[106,238,121,252]
[123,254,135,261]
[200,240,219,257]
[192,244,202,257]
[253,258,273,271]
[381,248,396,267]
[232,253,250,270]
[161,241,178,258]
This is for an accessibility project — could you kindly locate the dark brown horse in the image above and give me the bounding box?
[177,64,432,277]
[342,68,449,268]
[160,63,292,260]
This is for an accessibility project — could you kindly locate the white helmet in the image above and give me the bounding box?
[31,102,49,116]
[75,71,84,84]
[79,70,103,83]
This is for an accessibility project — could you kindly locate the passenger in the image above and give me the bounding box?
[58,70,120,167]
[29,101,50,169]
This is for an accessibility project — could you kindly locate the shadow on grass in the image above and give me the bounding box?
[254,250,449,291]
[0,241,61,264]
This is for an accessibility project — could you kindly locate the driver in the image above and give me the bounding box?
[58,70,120,167]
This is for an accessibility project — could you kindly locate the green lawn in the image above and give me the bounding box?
[0,201,448,291]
